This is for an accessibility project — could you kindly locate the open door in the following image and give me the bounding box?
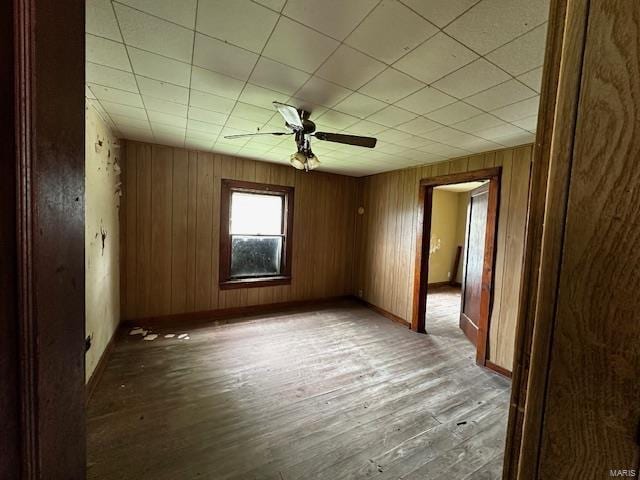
[459,183,489,346]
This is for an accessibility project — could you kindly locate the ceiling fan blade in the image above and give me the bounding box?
[223,132,293,139]
[313,132,377,148]
[273,101,303,129]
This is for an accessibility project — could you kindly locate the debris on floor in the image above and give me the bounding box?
[178,333,188,339]
[143,334,158,341]
[129,327,147,336]
[164,334,175,338]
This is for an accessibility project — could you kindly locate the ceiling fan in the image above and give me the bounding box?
[223,101,377,171]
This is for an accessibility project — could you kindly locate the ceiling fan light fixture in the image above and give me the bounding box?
[290,151,306,170]
[307,154,320,170]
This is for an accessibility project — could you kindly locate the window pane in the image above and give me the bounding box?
[230,192,282,235]
[230,235,282,278]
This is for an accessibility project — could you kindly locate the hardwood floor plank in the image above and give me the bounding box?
[87,290,509,479]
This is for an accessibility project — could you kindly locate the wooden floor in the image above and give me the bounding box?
[87,289,510,479]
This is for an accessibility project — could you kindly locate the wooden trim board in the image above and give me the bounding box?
[357,298,412,328]
[85,333,117,405]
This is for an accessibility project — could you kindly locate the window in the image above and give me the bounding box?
[219,180,294,289]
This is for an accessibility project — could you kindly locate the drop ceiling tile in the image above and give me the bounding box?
[376,128,413,144]
[283,0,378,40]
[213,142,243,154]
[315,110,360,130]
[137,76,189,104]
[263,17,339,73]
[109,113,149,128]
[367,105,417,127]
[86,86,97,99]
[185,137,214,150]
[394,32,477,84]
[343,120,388,136]
[512,114,538,132]
[100,100,148,120]
[254,0,286,12]
[316,45,386,90]
[147,110,187,128]
[89,84,144,107]
[425,101,482,125]
[249,57,310,95]
[464,139,504,154]
[486,23,547,76]
[143,96,188,117]
[117,0,198,28]
[197,0,279,53]
[419,142,469,157]
[518,67,543,93]
[453,113,506,133]
[399,135,434,148]
[187,119,224,134]
[359,68,424,104]
[86,35,131,71]
[345,0,438,64]
[122,128,154,142]
[86,0,122,42]
[422,126,475,144]
[399,0,479,28]
[193,33,259,81]
[190,66,245,100]
[128,48,191,86]
[224,116,264,133]
[491,96,540,122]
[494,131,536,147]
[396,116,441,136]
[465,79,537,111]
[239,84,289,108]
[188,106,229,126]
[114,3,194,62]
[432,58,510,98]
[189,90,236,114]
[295,76,353,108]
[395,86,457,115]
[232,102,275,123]
[475,124,527,141]
[374,141,409,154]
[333,93,386,119]
[445,0,550,54]
[87,63,138,92]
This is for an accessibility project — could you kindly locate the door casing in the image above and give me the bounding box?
[412,168,501,368]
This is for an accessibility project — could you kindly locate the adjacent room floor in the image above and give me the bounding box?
[87,294,510,480]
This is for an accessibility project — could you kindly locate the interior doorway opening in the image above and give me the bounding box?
[413,168,502,374]
[425,180,490,360]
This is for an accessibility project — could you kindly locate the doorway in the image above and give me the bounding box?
[413,168,501,370]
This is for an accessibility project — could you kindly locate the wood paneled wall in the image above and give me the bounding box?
[120,141,358,320]
[354,145,533,370]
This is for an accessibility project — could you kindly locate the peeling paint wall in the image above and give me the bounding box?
[85,102,121,382]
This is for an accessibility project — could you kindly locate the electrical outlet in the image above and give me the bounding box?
[447,271,451,279]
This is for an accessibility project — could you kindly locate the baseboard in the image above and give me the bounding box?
[355,298,411,328]
[485,360,512,379]
[85,331,116,405]
[427,281,452,288]
[123,296,353,328]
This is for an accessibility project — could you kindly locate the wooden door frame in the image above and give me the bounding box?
[502,0,595,478]
[411,167,501,368]
[1,0,86,477]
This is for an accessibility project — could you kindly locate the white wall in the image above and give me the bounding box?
[85,103,121,382]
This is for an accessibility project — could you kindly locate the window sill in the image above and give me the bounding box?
[219,276,291,290]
